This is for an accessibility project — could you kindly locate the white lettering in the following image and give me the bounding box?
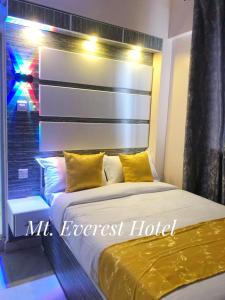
[26,221,47,236]
[60,221,73,236]
[170,219,177,236]
[130,220,145,236]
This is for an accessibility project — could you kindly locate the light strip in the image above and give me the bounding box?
[5,16,159,53]
[0,257,7,288]
[5,16,55,32]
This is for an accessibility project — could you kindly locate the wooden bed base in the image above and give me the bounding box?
[42,224,104,300]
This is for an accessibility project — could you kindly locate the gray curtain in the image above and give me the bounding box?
[183,0,225,203]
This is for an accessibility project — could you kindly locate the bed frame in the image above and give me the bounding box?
[42,224,104,300]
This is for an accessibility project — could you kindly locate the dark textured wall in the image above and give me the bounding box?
[6,22,153,199]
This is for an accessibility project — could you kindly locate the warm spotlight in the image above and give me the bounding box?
[128,46,142,61]
[23,24,43,45]
[83,35,98,52]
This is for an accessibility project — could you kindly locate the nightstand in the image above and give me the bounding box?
[8,196,50,237]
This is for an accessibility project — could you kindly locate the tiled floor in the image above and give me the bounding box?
[0,247,67,300]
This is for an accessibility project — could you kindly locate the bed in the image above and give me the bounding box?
[42,181,225,300]
[37,42,225,300]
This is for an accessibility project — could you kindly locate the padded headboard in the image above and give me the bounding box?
[39,47,152,153]
[6,20,154,200]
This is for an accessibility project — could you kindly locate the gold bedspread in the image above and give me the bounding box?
[98,218,225,300]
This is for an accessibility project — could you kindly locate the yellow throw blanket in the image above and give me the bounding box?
[99,218,225,300]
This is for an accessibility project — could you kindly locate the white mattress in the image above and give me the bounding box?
[51,182,225,300]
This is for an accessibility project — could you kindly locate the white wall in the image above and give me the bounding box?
[30,0,170,38]
[164,32,191,187]
[158,0,194,187]
[148,0,194,186]
[149,0,193,180]
[169,0,194,38]
[150,40,172,179]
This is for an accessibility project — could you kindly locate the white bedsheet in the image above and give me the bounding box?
[51,182,225,300]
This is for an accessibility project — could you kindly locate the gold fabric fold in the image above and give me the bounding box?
[99,218,225,300]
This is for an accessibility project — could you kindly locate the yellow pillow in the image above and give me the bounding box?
[119,152,153,182]
[64,152,105,192]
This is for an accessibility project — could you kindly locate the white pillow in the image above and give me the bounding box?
[104,156,124,184]
[36,156,107,201]
[104,151,160,184]
[36,157,66,201]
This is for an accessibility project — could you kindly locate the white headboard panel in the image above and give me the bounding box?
[39,47,152,153]
[39,122,149,152]
[39,47,152,92]
[39,85,150,120]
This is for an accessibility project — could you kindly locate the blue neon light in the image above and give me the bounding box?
[8,45,32,75]
[0,256,7,288]
[5,16,54,32]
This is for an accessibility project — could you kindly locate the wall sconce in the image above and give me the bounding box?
[15,73,33,83]
[7,46,38,111]
[83,35,98,52]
